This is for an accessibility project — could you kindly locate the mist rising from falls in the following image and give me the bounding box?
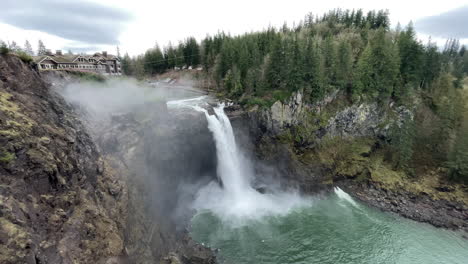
[170,100,309,224]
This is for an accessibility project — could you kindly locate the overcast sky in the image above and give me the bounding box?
[0,0,467,56]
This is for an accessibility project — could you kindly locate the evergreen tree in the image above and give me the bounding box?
[303,39,324,100]
[8,41,20,52]
[322,36,337,88]
[224,66,243,96]
[24,40,34,55]
[421,39,441,89]
[37,40,47,55]
[447,122,468,182]
[265,35,287,90]
[336,40,353,91]
[121,52,133,75]
[395,22,424,99]
[285,37,304,92]
[355,29,400,101]
[391,115,415,174]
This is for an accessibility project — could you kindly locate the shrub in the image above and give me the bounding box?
[16,51,33,63]
[272,90,291,103]
[240,96,272,108]
[0,42,10,55]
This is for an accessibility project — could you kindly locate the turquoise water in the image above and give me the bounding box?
[190,192,468,264]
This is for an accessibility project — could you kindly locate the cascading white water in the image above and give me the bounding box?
[199,104,254,198]
[167,97,307,222]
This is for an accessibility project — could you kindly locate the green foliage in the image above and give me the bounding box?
[0,41,10,55]
[447,145,468,183]
[239,96,272,108]
[315,136,375,178]
[16,51,33,63]
[0,150,15,163]
[389,115,415,175]
[355,29,400,101]
[269,90,290,102]
[446,85,468,182]
[224,66,243,97]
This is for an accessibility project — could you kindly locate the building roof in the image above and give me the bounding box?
[34,53,119,64]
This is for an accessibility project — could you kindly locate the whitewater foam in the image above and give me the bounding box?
[334,187,358,207]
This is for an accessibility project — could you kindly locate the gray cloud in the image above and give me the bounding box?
[0,0,133,45]
[415,6,468,39]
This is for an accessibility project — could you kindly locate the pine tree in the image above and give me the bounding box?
[8,41,20,52]
[391,115,415,175]
[303,39,324,101]
[395,22,424,99]
[447,126,468,182]
[24,40,34,55]
[121,52,133,75]
[355,29,400,101]
[265,35,286,90]
[37,40,47,55]
[421,39,441,89]
[336,40,353,91]
[322,36,337,89]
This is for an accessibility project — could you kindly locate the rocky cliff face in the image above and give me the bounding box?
[246,89,406,140]
[230,90,402,193]
[231,89,467,233]
[0,55,127,263]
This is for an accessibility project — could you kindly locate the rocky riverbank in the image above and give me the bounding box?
[339,180,468,234]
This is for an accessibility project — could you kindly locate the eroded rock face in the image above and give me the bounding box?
[253,91,304,135]
[325,103,383,138]
[0,55,127,263]
[248,90,404,140]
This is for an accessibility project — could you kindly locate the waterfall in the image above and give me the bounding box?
[200,104,253,198]
[168,97,307,222]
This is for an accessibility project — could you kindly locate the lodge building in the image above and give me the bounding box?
[33,50,122,75]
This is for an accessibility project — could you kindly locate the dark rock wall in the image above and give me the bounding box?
[0,55,127,263]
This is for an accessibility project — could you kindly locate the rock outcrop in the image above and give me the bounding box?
[0,55,127,263]
[231,89,467,233]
